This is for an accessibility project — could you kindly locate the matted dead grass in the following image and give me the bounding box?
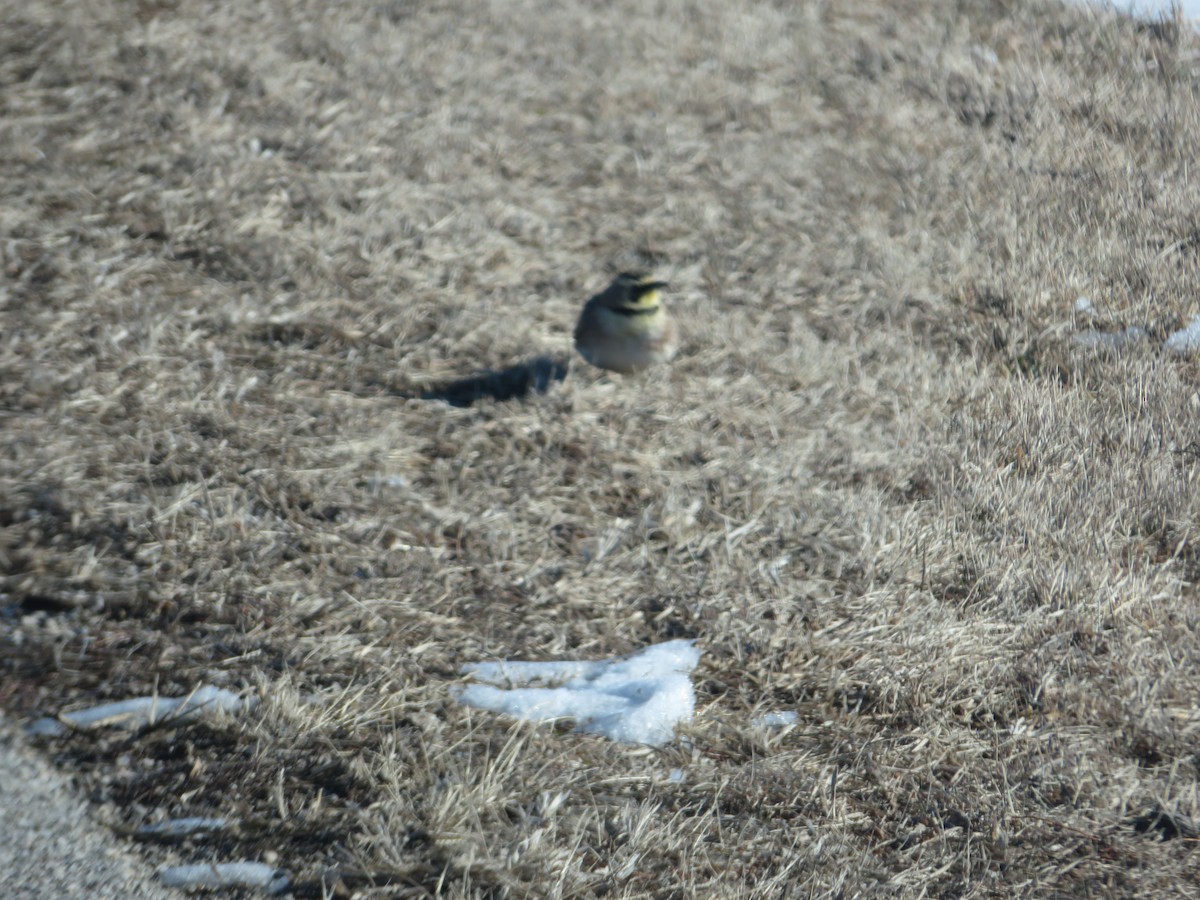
[3,0,1200,895]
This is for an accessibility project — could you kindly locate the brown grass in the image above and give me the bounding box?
[4,0,1200,895]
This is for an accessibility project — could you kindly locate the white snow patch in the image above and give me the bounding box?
[1071,326,1147,352]
[136,818,231,839]
[366,474,408,491]
[27,686,251,737]
[1074,0,1200,25]
[752,710,799,729]
[1166,316,1200,353]
[158,862,290,893]
[457,640,700,747]
[1074,296,1096,315]
[968,44,1000,70]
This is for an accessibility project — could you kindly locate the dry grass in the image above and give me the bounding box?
[4,0,1200,895]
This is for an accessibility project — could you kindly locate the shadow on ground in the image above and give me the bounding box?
[420,355,570,407]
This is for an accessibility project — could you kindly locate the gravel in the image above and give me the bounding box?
[0,712,182,899]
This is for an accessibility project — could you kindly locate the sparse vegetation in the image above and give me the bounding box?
[3,0,1200,895]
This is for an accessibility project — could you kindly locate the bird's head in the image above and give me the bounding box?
[610,273,668,312]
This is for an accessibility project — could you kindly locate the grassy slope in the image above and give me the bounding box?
[3,0,1200,895]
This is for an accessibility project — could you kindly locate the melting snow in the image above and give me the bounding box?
[158,862,290,893]
[752,711,799,729]
[136,818,231,839]
[1074,0,1200,26]
[27,686,251,737]
[1166,316,1200,353]
[457,640,700,747]
[1071,326,1147,351]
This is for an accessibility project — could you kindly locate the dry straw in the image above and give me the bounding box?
[3,0,1200,895]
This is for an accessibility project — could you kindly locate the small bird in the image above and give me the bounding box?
[573,273,679,374]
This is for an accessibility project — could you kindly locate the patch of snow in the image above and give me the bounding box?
[158,862,289,893]
[1073,0,1200,22]
[366,474,408,491]
[752,710,799,729]
[457,640,700,747]
[27,686,252,737]
[136,818,231,839]
[1071,326,1148,351]
[1166,316,1200,353]
[1074,296,1096,315]
[968,44,1000,70]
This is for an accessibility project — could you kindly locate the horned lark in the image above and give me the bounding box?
[573,273,679,374]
